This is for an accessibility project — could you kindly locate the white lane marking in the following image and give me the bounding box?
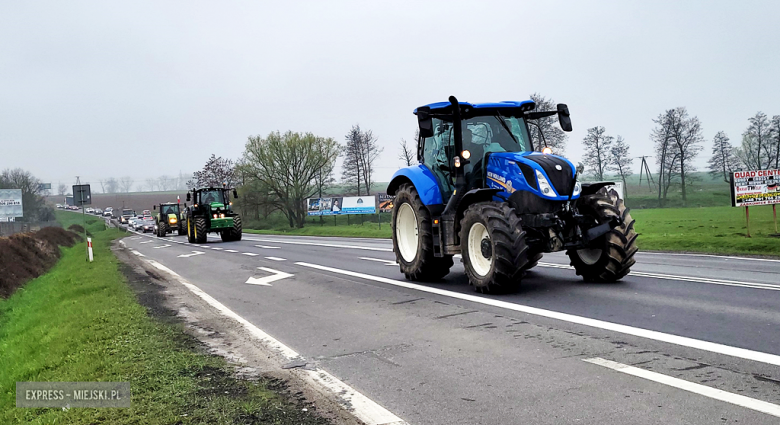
[537,262,780,291]
[225,249,238,253]
[139,240,153,244]
[360,257,398,266]
[211,247,223,250]
[143,259,406,425]
[242,252,259,256]
[251,238,392,252]
[265,257,287,261]
[583,357,780,418]
[255,245,280,249]
[130,250,145,257]
[295,262,780,367]
[153,244,171,249]
[246,267,294,286]
[639,251,780,263]
[129,237,141,240]
[178,251,205,258]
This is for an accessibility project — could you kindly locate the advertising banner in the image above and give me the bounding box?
[0,189,23,219]
[731,169,780,207]
[307,195,376,216]
[378,193,394,213]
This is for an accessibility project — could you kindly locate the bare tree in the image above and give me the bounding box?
[736,112,773,170]
[341,124,382,195]
[651,107,703,204]
[158,175,175,191]
[242,131,339,228]
[192,154,237,188]
[57,183,68,196]
[145,178,157,192]
[399,138,416,166]
[0,168,52,221]
[582,126,614,181]
[105,177,119,194]
[528,93,567,153]
[707,131,739,183]
[771,115,780,169]
[610,135,633,196]
[119,176,133,193]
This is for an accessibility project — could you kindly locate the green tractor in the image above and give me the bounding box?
[184,186,242,243]
[154,202,186,237]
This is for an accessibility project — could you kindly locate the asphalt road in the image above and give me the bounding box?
[119,226,780,425]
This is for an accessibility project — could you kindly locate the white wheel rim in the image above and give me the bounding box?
[578,248,602,265]
[396,203,419,262]
[468,222,492,277]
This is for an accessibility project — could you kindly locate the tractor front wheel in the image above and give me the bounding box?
[391,183,453,281]
[157,222,168,237]
[194,218,208,243]
[177,223,186,236]
[567,188,638,282]
[460,202,528,293]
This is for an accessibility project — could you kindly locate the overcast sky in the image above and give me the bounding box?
[2,0,778,189]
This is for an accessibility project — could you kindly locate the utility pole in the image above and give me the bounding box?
[637,156,655,191]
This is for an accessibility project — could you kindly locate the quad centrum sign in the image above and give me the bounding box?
[731,169,780,207]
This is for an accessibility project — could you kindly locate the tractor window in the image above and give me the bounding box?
[199,190,225,204]
[421,118,454,199]
[463,115,532,188]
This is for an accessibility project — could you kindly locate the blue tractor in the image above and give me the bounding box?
[388,96,638,293]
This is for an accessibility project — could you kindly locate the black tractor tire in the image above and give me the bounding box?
[194,217,208,244]
[157,221,168,237]
[460,202,528,293]
[177,223,186,236]
[231,214,242,241]
[391,183,453,281]
[567,188,638,282]
[522,252,544,271]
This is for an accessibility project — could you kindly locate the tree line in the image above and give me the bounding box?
[1,168,55,222]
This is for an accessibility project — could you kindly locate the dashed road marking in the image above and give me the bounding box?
[225,249,238,253]
[584,357,780,418]
[265,257,286,261]
[242,252,259,256]
[360,257,398,266]
[255,245,280,249]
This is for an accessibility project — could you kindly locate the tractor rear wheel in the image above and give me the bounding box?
[186,218,195,243]
[567,188,638,282]
[460,202,528,293]
[194,217,208,243]
[157,221,167,237]
[392,183,453,281]
[177,223,186,236]
[231,214,242,241]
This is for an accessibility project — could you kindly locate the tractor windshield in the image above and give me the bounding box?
[161,204,179,215]
[199,190,225,205]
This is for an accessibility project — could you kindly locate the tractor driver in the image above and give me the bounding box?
[203,191,217,204]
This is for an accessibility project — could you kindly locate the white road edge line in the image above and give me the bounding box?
[255,245,280,249]
[537,262,780,291]
[143,259,407,425]
[583,357,780,418]
[639,251,780,263]
[295,262,780,367]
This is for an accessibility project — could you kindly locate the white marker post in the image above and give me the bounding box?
[87,237,94,262]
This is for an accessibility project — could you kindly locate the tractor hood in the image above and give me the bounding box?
[209,202,225,209]
[485,152,580,201]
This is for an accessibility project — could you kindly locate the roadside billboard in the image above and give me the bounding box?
[731,169,780,207]
[0,189,23,219]
[307,195,377,216]
[378,193,394,213]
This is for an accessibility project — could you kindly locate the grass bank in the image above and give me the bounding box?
[0,211,328,424]
[245,206,780,257]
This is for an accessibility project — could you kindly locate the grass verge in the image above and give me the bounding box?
[245,206,780,257]
[0,211,328,424]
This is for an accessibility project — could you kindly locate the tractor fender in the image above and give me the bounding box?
[387,164,444,206]
[580,181,615,196]
[454,188,502,231]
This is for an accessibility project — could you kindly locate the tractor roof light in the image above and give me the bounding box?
[542,147,553,155]
[461,150,471,160]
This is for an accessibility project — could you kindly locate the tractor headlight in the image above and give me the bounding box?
[535,170,557,198]
[213,214,218,219]
[572,179,582,197]
[169,217,177,224]
[220,213,225,218]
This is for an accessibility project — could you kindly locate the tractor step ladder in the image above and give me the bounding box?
[432,217,443,257]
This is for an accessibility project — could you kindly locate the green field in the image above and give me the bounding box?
[245,205,780,257]
[0,212,326,424]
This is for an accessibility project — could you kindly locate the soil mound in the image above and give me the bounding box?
[68,224,85,233]
[0,227,82,298]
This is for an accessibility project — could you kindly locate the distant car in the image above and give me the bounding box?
[140,217,156,233]
[85,207,93,214]
[120,209,136,224]
[142,209,152,218]
[104,207,113,217]
[129,217,140,230]
[94,208,103,215]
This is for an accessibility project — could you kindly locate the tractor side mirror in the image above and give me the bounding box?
[557,104,572,132]
[417,106,434,138]
[186,193,191,202]
[153,205,156,210]
[233,189,238,199]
